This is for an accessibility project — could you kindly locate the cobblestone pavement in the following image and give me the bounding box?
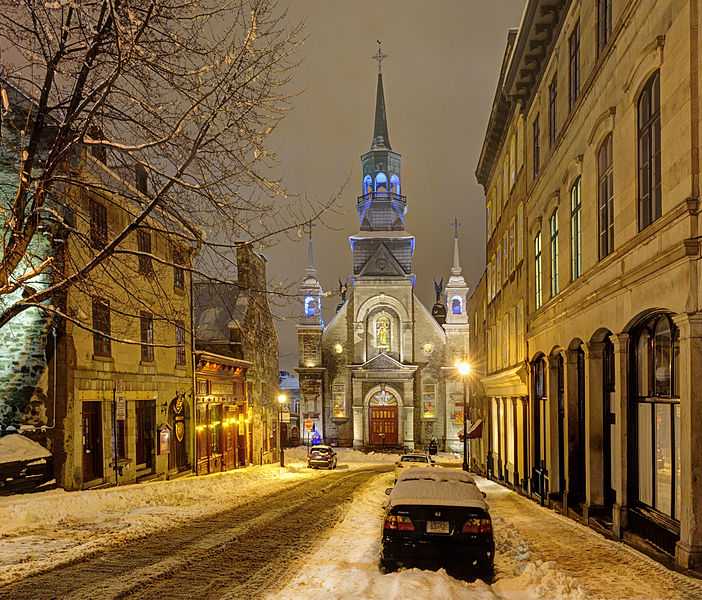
[0,466,388,600]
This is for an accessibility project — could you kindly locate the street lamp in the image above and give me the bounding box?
[456,360,472,472]
[277,393,288,467]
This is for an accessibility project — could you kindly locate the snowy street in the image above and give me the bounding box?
[2,450,702,599]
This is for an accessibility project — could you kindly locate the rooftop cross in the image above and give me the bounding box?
[452,217,461,239]
[372,40,388,74]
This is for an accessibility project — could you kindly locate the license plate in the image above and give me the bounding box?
[426,520,450,534]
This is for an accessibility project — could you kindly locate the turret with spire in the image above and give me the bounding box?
[299,224,323,327]
[444,219,470,326]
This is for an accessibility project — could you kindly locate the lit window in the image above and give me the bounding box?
[451,297,462,315]
[534,232,542,309]
[376,315,391,351]
[570,178,582,280]
[375,172,388,193]
[304,296,318,318]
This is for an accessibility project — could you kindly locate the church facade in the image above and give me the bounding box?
[295,66,471,452]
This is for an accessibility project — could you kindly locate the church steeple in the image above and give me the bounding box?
[372,72,391,150]
[298,224,323,326]
[444,219,469,325]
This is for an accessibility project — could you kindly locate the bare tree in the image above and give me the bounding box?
[0,0,329,339]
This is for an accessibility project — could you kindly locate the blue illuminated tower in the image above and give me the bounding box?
[350,63,415,282]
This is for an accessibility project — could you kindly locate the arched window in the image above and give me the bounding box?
[549,209,559,296]
[375,315,391,351]
[304,296,318,318]
[598,134,614,259]
[451,296,462,315]
[637,71,661,230]
[374,172,388,193]
[390,174,400,195]
[363,175,372,196]
[632,313,680,519]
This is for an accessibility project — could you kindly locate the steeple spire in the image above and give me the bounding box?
[451,217,462,276]
[371,42,391,150]
[306,221,316,275]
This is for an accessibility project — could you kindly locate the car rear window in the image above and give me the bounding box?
[401,455,428,462]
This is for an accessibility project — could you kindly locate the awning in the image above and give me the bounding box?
[481,364,528,397]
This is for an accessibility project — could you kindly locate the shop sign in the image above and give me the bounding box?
[281,409,291,424]
[304,418,313,431]
[116,396,127,421]
[159,425,171,454]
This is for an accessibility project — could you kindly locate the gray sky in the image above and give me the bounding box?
[266,1,523,371]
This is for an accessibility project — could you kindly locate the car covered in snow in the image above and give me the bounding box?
[307,445,337,469]
[394,453,435,481]
[380,468,494,576]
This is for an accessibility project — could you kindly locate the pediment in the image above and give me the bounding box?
[360,352,410,370]
[359,242,406,277]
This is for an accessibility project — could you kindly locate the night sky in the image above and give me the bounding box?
[266,1,524,371]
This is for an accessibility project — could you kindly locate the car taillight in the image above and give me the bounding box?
[384,514,415,532]
[462,518,492,534]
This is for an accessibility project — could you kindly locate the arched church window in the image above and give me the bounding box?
[375,172,388,193]
[363,175,372,196]
[304,296,318,318]
[451,296,462,315]
[390,174,400,195]
[375,315,391,351]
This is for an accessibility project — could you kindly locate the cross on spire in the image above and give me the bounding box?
[452,217,461,239]
[372,40,388,74]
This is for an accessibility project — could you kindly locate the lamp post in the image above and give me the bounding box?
[277,393,288,467]
[456,361,472,472]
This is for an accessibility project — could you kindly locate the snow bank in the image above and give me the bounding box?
[0,434,51,464]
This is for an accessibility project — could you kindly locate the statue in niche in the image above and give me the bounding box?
[376,315,390,351]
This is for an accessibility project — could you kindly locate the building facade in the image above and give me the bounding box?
[295,66,471,452]
[194,244,281,467]
[474,0,702,570]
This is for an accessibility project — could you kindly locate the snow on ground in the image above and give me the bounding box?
[0,447,392,585]
[271,472,702,600]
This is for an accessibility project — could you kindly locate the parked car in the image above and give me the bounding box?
[394,452,435,481]
[380,467,494,576]
[307,445,337,469]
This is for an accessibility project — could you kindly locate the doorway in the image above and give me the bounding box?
[603,337,616,510]
[556,354,566,496]
[568,347,586,508]
[369,405,398,446]
[82,401,103,482]
[136,400,155,472]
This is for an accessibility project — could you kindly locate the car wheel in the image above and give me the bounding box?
[379,559,397,574]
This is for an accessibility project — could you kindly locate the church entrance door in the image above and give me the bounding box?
[368,388,399,447]
[369,406,398,447]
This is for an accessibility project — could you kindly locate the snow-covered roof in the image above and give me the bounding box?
[0,434,51,464]
[390,468,488,510]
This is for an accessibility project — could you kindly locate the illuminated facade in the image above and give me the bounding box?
[296,65,470,452]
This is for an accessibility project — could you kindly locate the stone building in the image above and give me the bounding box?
[194,244,281,467]
[472,0,702,570]
[295,65,471,452]
[476,28,531,491]
[0,81,195,490]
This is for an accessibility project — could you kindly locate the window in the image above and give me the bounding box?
[175,320,186,366]
[510,134,516,186]
[549,75,558,147]
[92,298,111,357]
[569,22,580,111]
[486,201,492,237]
[598,134,615,259]
[332,382,346,418]
[422,381,436,419]
[496,246,502,291]
[503,159,510,205]
[90,200,107,248]
[533,115,541,178]
[374,172,388,193]
[517,203,524,262]
[597,0,612,54]
[140,312,155,362]
[550,209,559,296]
[509,218,515,273]
[503,235,509,283]
[516,115,525,170]
[534,232,543,310]
[363,175,372,195]
[570,178,582,280]
[633,314,680,519]
[173,248,185,290]
[137,229,152,275]
[451,297,462,315]
[390,175,401,195]
[638,71,662,230]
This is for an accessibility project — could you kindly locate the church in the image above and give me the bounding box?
[295,59,471,452]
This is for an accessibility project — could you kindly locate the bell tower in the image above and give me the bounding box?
[443,220,470,362]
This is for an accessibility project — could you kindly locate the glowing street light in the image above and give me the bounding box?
[455,360,472,472]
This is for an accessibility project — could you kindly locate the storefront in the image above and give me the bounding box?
[195,352,251,475]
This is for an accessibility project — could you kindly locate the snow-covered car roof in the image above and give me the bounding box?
[310,445,333,450]
[0,434,51,464]
[390,468,488,510]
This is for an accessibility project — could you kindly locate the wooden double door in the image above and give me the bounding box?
[369,405,398,446]
[82,401,103,482]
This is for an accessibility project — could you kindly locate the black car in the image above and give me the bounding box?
[307,445,338,469]
[380,468,494,576]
